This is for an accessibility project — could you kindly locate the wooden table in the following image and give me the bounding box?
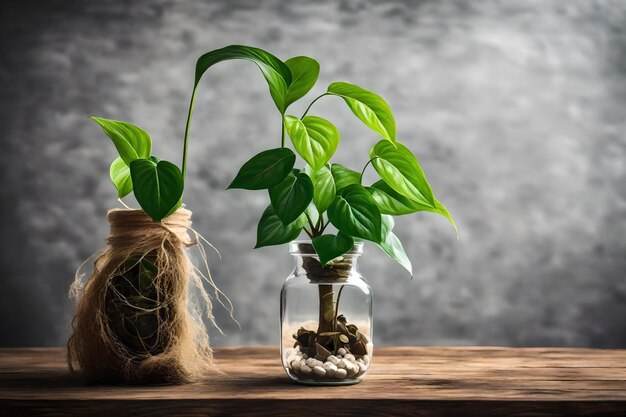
[1,347,624,416]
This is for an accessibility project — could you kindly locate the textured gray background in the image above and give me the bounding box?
[1,0,625,348]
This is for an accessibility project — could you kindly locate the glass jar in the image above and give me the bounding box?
[280,241,373,385]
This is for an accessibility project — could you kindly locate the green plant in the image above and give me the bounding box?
[86,45,456,361]
[89,118,185,222]
[183,45,457,344]
[184,45,456,273]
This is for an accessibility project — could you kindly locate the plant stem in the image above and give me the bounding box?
[281,117,285,148]
[317,284,335,334]
[301,93,329,119]
[333,285,345,332]
[359,157,378,184]
[304,211,318,236]
[181,87,198,181]
[319,220,330,234]
[315,212,323,231]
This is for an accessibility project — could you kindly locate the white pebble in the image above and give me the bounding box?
[366,343,373,355]
[326,355,339,365]
[285,348,297,357]
[362,354,370,365]
[344,354,356,362]
[299,365,312,375]
[323,362,337,371]
[322,362,337,377]
[357,363,367,376]
[338,358,353,370]
[290,359,301,371]
[306,358,323,368]
[312,366,326,377]
[347,365,359,377]
[334,368,347,379]
[337,348,347,356]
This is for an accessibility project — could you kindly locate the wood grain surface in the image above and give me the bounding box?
[1,347,624,416]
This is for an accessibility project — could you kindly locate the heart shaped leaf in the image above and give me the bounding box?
[110,157,133,198]
[377,215,412,276]
[269,170,314,225]
[284,115,340,171]
[90,117,152,165]
[255,205,306,248]
[285,56,320,108]
[370,140,436,206]
[306,165,336,213]
[312,232,355,265]
[328,184,382,243]
[194,45,292,113]
[330,163,361,192]
[327,82,396,144]
[228,148,296,190]
[130,159,184,222]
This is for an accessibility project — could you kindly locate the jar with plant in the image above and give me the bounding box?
[184,45,456,384]
[67,115,234,383]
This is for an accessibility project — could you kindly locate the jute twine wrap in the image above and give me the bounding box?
[67,208,221,384]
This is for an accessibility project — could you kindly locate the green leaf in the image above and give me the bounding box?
[90,117,152,165]
[284,56,320,108]
[255,205,306,248]
[368,180,434,215]
[433,199,458,236]
[110,157,133,198]
[328,184,382,243]
[306,165,336,213]
[369,180,457,235]
[228,148,296,190]
[377,215,412,276]
[284,115,340,171]
[370,140,436,206]
[130,159,184,222]
[330,163,361,192]
[312,233,354,265]
[327,82,396,143]
[269,171,314,225]
[194,45,292,113]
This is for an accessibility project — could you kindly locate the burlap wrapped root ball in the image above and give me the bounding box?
[67,208,226,384]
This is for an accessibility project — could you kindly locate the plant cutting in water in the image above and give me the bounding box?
[183,45,457,382]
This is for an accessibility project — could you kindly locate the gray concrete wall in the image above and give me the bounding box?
[1,0,625,348]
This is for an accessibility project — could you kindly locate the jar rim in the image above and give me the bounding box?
[288,240,364,255]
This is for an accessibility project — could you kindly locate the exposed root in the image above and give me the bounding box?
[67,208,232,384]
